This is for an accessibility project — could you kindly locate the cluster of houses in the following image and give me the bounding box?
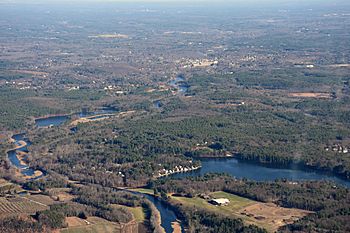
[156,165,201,177]
[325,144,349,154]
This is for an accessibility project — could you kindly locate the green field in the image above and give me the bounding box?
[128,188,154,195]
[113,204,145,223]
[60,217,123,233]
[172,191,254,214]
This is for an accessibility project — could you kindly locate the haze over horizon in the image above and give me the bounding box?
[0,0,349,5]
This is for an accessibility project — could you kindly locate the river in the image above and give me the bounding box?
[7,134,43,179]
[144,194,185,233]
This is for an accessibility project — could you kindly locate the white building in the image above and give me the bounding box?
[209,198,230,206]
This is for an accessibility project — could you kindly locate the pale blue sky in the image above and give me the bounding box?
[1,0,348,8]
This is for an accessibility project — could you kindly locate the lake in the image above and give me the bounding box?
[172,158,350,188]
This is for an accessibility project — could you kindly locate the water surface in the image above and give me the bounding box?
[172,158,350,188]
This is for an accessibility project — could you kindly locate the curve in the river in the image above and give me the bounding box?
[7,134,44,180]
[143,194,185,233]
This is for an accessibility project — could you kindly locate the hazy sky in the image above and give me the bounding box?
[0,0,349,8]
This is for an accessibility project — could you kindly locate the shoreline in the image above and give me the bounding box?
[155,165,201,178]
[6,134,44,181]
[33,113,70,121]
[193,155,350,183]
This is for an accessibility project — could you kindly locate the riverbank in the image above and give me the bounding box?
[232,154,350,182]
[126,188,184,233]
[6,134,44,181]
[70,113,115,126]
[33,113,70,121]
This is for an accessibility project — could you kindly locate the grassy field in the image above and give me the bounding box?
[172,191,253,215]
[128,188,154,195]
[112,204,145,223]
[171,191,312,232]
[60,217,121,233]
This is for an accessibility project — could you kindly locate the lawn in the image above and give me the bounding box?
[112,204,146,223]
[172,191,253,214]
[128,188,154,195]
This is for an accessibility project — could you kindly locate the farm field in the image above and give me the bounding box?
[0,196,48,217]
[171,191,312,232]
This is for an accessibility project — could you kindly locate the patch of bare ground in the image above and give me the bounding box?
[9,70,49,76]
[47,188,74,202]
[70,111,135,126]
[171,221,182,233]
[240,202,313,232]
[61,217,139,233]
[89,34,129,39]
[26,194,55,206]
[328,64,350,68]
[65,216,88,227]
[16,170,44,180]
[289,92,331,98]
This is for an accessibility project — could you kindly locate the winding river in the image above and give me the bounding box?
[7,134,43,179]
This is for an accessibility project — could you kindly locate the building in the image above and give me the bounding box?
[209,198,230,206]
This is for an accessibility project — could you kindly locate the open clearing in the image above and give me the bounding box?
[65,217,89,227]
[89,34,129,39]
[61,217,117,233]
[171,191,312,232]
[112,204,145,223]
[60,216,137,233]
[9,69,49,76]
[288,92,330,98]
[70,114,114,126]
[128,188,154,195]
[26,194,55,206]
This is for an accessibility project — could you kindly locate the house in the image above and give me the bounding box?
[209,198,230,206]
